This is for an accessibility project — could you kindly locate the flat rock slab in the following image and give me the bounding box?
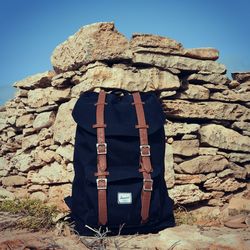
[0,223,249,250]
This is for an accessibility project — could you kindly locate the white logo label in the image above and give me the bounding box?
[118,192,132,204]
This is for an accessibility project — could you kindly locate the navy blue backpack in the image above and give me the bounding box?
[65,88,175,236]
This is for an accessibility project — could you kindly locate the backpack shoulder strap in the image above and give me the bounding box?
[92,89,109,225]
[132,92,153,224]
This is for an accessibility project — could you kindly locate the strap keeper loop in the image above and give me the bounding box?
[92,123,107,128]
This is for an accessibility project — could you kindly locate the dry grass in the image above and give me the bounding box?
[0,198,60,230]
[173,204,197,226]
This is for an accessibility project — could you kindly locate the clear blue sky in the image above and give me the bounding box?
[1,0,250,105]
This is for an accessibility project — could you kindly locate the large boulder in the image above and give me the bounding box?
[51,22,131,72]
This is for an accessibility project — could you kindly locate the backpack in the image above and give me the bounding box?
[64,88,176,236]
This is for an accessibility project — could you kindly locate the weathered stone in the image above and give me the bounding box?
[164,143,175,188]
[164,121,200,137]
[2,175,27,186]
[168,184,212,204]
[174,173,205,184]
[183,48,219,60]
[0,169,8,177]
[228,80,241,89]
[51,22,131,72]
[232,71,250,83]
[224,152,250,163]
[27,87,70,108]
[172,139,199,156]
[232,121,250,133]
[227,196,250,216]
[0,112,8,131]
[51,71,76,88]
[131,34,219,60]
[53,99,77,145]
[37,128,53,141]
[6,116,16,125]
[48,184,72,211]
[30,191,47,202]
[181,134,197,140]
[0,157,8,171]
[210,89,250,102]
[27,184,49,193]
[6,128,16,138]
[159,90,177,99]
[11,153,34,172]
[178,84,210,100]
[228,162,247,180]
[35,104,58,113]
[203,83,228,90]
[187,72,229,85]
[16,114,35,129]
[130,33,183,52]
[0,188,15,200]
[35,150,56,164]
[22,134,39,151]
[56,144,74,162]
[199,124,250,152]
[245,164,250,178]
[217,169,234,178]
[51,78,70,88]
[15,89,28,98]
[124,224,249,249]
[163,100,250,121]
[177,155,228,174]
[13,71,54,90]
[30,162,73,184]
[71,63,180,96]
[204,177,246,192]
[33,111,56,130]
[132,53,226,73]
[199,147,218,156]
[204,172,217,180]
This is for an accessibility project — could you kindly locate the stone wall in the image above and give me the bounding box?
[0,22,249,211]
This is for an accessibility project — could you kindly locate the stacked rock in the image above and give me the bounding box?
[0,22,249,210]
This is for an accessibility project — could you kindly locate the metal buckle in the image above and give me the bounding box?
[96,178,107,190]
[140,144,151,156]
[143,179,153,192]
[96,143,107,154]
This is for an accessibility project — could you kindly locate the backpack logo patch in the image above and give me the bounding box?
[117,192,132,204]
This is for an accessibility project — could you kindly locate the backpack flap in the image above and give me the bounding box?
[72,91,166,137]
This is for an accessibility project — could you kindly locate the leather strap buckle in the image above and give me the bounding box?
[96,178,107,190]
[140,144,151,156]
[96,143,107,154]
[143,179,153,192]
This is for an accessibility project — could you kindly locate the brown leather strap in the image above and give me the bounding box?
[132,92,153,224]
[92,90,109,225]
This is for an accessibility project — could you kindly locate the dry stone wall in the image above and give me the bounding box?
[0,22,249,211]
